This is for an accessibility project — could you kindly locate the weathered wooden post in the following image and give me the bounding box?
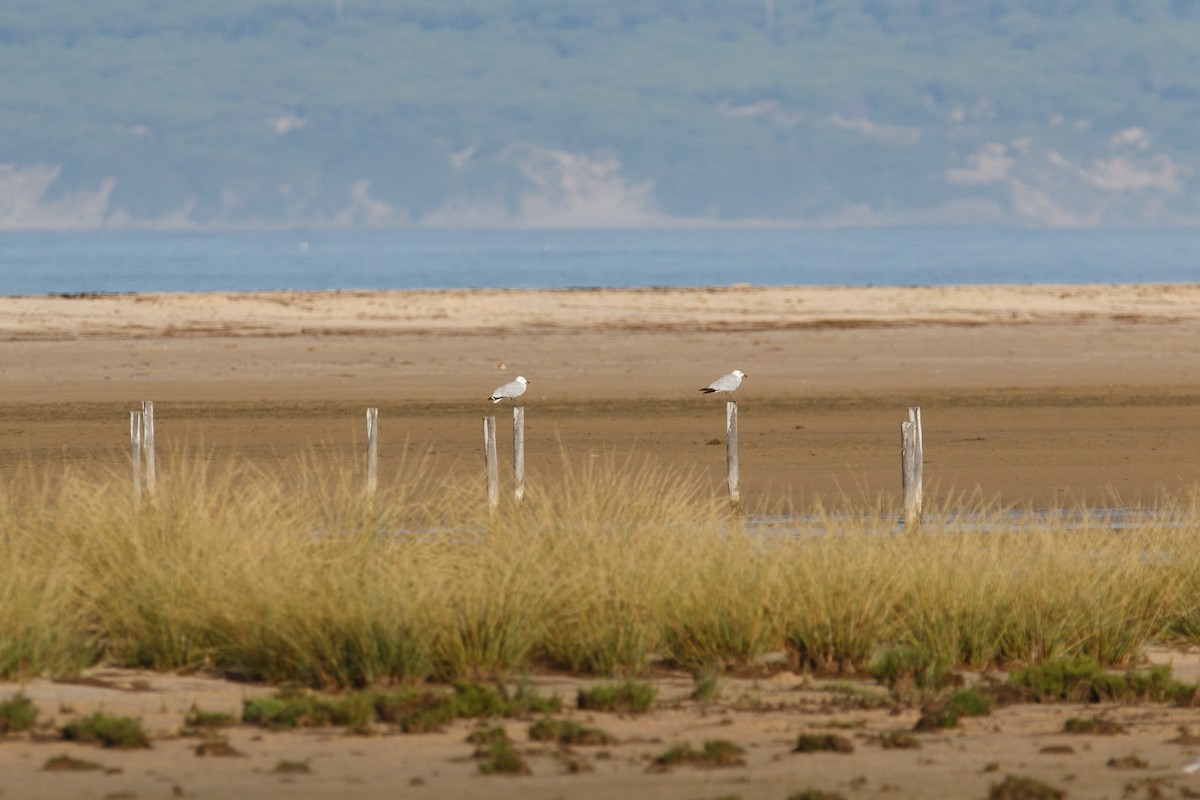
[513,405,525,503]
[483,415,499,511]
[901,406,924,529]
[141,400,156,497]
[366,407,379,498]
[130,410,143,503]
[726,399,741,506]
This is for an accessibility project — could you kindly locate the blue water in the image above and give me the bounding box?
[1,228,1198,295]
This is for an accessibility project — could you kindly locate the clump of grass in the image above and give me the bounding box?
[870,645,954,696]
[987,774,1064,800]
[242,690,366,729]
[1106,754,1148,769]
[652,739,746,769]
[273,760,311,774]
[914,688,992,731]
[182,707,237,732]
[788,791,846,800]
[528,717,613,745]
[43,754,103,771]
[1063,715,1127,735]
[61,713,150,749]
[879,730,921,749]
[1010,657,1198,704]
[0,692,39,733]
[793,733,854,753]
[690,664,723,702]
[194,739,244,757]
[577,680,656,714]
[470,727,529,775]
[453,680,560,717]
[375,690,457,733]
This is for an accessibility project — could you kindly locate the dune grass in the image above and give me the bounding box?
[2,454,1200,688]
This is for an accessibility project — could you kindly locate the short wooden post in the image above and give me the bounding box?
[513,405,525,503]
[726,399,741,506]
[366,407,379,498]
[130,410,143,503]
[141,400,156,497]
[483,415,499,511]
[901,407,924,529]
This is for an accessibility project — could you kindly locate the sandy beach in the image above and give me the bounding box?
[4,283,1200,799]
[3,284,1200,505]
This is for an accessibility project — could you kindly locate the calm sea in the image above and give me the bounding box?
[1,228,1197,296]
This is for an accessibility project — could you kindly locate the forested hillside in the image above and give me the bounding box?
[2,0,1199,228]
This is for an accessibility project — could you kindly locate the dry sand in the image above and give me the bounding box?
[4,284,1200,798]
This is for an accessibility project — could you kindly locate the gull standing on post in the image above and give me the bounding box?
[699,370,746,398]
[489,375,529,404]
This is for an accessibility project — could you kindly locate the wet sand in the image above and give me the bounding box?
[3,284,1200,505]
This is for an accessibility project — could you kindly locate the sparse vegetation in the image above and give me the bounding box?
[577,681,657,714]
[43,754,103,771]
[914,689,993,731]
[1010,658,1199,704]
[987,775,1065,800]
[793,733,855,754]
[1063,715,1127,735]
[0,693,39,733]
[879,730,921,749]
[61,713,151,749]
[527,717,613,745]
[652,739,746,769]
[273,760,311,774]
[182,708,237,731]
[470,727,529,776]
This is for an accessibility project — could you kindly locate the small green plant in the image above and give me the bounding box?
[1009,658,1199,704]
[471,727,529,775]
[986,774,1064,800]
[183,707,237,731]
[44,754,103,771]
[691,664,722,702]
[242,689,373,729]
[1106,754,1147,769]
[1063,715,1126,735]
[915,688,992,731]
[273,760,311,774]
[577,681,656,714]
[378,690,458,733]
[793,733,854,753]
[527,717,613,745]
[453,681,560,718]
[879,730,921,749]
[869,646,953,694]
[652,739,746,769]
[0,692,39,733]
[61,713,150,749]
[194,739,245,757]
[788,791,847,800]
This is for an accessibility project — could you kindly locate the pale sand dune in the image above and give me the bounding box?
[3,284,1199,339]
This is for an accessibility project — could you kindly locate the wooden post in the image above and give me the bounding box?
[141,400,156,497]
[726,399,741,506]
[366,407,379,498]
[909,406,924,505]
[130,410,143,503]
[513,405,525,503]
[483,415,499,511]
[901,409,924,530]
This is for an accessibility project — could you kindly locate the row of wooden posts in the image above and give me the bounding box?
[128,400,926,526]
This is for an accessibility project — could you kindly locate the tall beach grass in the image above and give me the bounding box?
[2,453,1200,687]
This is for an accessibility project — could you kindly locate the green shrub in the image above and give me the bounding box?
[0,693,39,733]
[182,708,236,730]
[527,717,613,745]
[577,681,656,713]
[471,728,529,775]
[987,775,1064,800]
[61,713,150,749]
[1010,657,1198,704]
[1063,715,1126,735]
[793,733,854,753]
[653,739,746,769]
[869,646,953,693]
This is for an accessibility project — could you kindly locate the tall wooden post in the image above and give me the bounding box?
[513,405,525,503]
[483,415,499,511]
[726,399,741,506]
[141,400,156,497]
[366,407,379,498]
[902,406,924,530]
[130,410,143,504]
